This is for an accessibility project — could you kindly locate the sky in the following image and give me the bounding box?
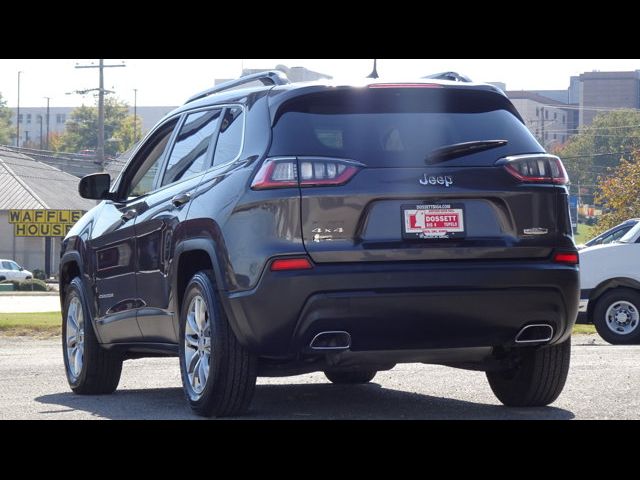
[1,59,640,109]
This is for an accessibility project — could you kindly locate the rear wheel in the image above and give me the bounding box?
[325,369,377,384]
[62,277,123,394]
[593,289,640,345]
[179,271,257,417]
[486,339,570,407]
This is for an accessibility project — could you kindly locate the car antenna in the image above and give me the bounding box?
[366,59,379,79]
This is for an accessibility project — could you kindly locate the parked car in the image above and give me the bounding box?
[0,259,33,282]
[60,70,579,417]
[579,222,640,344]
[577,218,639,249]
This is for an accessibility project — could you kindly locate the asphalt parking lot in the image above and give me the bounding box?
[0,334,637,420]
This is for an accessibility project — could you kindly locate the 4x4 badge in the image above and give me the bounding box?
[420,174,453,187]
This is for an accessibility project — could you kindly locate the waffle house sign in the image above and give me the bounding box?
[8,210,85,237]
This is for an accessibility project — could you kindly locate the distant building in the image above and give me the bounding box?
[8,106,176,148]
[506,91,570,149]
[215,64,332,86]
[0,147,96,275]
[578,71,640,126]
[568,76,581,105]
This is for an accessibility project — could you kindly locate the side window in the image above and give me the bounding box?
[213,107,244,166]
[161,109,222,187]
[9,262,20,271]
[1,261,11,269]
[126,119,178,198]
[608,228,629,243]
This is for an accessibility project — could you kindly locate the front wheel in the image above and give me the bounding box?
[179,270,257,417]
[62,277,123,394]
[486,339,570,407]
[593,289,640,345]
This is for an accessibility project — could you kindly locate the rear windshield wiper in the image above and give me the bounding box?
[425,140,508,164]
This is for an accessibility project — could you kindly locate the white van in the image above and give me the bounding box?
[579,223,640,344]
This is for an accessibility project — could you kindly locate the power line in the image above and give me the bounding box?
[540,124,640,134]
[540,104,640,112]
[560,150,637,159]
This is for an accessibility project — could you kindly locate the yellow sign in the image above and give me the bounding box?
[8,209,85,237]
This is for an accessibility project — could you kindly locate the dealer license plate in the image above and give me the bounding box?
[401,203,465,240]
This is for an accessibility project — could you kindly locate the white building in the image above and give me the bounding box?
[506,91,570,149]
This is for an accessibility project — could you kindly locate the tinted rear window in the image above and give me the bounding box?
[270,88,543,167]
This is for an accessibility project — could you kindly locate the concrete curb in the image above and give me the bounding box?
[0,292,59,297]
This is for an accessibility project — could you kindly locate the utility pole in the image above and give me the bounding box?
[43,96,50,150]
[38,115,43,149]
[16,71,22,147]
[75,59,126,167]
[540,107,545,148]
[133,88,138,143]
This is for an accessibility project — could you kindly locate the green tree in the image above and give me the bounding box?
[558,110,640,197]
[0,92,13,145]
[111,114,142,153]
[48,131,64,152]
[58,97,135,156]
[594,152,640,235]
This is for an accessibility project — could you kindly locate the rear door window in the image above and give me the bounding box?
[212,107,244,166]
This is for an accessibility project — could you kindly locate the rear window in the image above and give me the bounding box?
[269,88,543,167]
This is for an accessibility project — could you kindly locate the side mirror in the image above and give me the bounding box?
[79,173,113,200]
[19,267,24,271]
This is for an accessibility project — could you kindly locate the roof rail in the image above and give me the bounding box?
[423,71,472,83]
[185,70,290,104]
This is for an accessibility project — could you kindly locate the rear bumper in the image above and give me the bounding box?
[223,260,579,357]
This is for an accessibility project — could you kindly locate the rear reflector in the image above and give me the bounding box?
[252,157,361,190]
[501,154,569,185]
[270,258,313,271]
[553,252,579,264]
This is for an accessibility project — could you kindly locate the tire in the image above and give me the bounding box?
[62,277,123,394]
[325,369,377,384]
[486,339,571,407]
[179,270,257,417]
[593,288,640,345]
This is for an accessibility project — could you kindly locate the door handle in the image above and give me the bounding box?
[121,209,137,221]
[171,193,191,208]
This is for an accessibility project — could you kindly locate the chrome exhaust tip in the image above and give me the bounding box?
[310,331,351,350]
[515,324,554,344]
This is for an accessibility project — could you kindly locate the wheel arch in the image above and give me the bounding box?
[59,251,84,310]
[173,238,248,343]
[588,277,640,322]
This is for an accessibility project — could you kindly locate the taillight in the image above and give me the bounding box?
[501,154,569,185]
[251,157,361,190]
[270,257,313,271]
[553,252,579,265]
